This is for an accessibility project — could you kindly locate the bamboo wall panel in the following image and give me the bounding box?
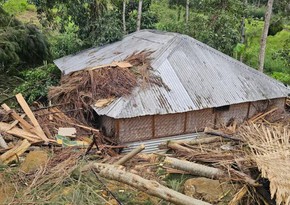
[154,113,185,138]
[186,108,215,132]
[119,116,153,143]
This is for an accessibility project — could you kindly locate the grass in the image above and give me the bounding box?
[3,0,36,15]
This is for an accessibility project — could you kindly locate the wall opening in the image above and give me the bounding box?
[214,105,230,112]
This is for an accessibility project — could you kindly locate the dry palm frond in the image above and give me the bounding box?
[48,51,166,123]
[239,123,290,205]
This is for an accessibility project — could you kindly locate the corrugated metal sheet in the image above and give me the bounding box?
[54,30,290,119]
[121,132,200,154]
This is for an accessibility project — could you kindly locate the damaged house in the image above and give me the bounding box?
[53,30,289,143]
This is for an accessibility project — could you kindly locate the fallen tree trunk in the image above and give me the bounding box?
[164,157,224,178]
[115,144,145,165]
[91,163,211,205]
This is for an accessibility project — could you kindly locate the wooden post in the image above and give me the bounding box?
[152,116,155,138]
[15,93,49,143]
[184,112,187,133]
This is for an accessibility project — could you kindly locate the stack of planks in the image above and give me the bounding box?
[0,93,51,164]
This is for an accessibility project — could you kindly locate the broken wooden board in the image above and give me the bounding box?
[15,93,49,143]
[0,122,41,143]
[7,114,26,131]
[115,61,133,68]
[0,139,31,164]
[1,104,34,133]
[58,127,76,138]
[88,63,118,71]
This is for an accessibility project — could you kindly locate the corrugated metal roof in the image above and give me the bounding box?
[54,30,290,119]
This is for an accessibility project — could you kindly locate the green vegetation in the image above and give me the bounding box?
[14,63,60,103]
[2,0,36,14]
[0,0,289,103]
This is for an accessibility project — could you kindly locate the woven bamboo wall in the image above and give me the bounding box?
[215,103,249,126]
[248,98,285,118]
[154,113,185,138]
[118,116,153,143]
[186,108,215,132]
[101,98,286,143]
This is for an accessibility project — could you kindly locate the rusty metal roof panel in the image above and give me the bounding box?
[54,30,290,118]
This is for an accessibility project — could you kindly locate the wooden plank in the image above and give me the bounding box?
[15,93,49,143]
[0,122,40,142]
[88,63,117,71]
[7,114,26,131]
[115,61,133,68]
[0,139,31,164]
[1,104,34,132]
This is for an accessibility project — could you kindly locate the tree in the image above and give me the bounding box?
[123,0,127,33]
[32,0,123,47]
[0,7,50,72]
[258,0,274,72]
[137,0,143,31]
[185,0,189,24]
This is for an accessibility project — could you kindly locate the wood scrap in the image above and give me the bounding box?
[0,139,31,164]
[91,163,212,205]
[115,144,145,165]
[1,103,35,133]
[249,107,278,123]
[15,93,49,143]
[58,127,76,138]
[164,157,224,178]
[7,114,25,131]
[0,122,41,143]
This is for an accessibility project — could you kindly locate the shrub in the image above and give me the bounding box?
[14,63,61,103]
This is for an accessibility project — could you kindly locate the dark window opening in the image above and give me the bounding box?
[214,105,230,111]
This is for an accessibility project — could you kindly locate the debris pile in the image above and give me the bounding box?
[0,93,290,204]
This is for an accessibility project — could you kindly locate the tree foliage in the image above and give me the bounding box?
[14,63,60,103]
[0,7,50,72]
[32,0,157,48]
